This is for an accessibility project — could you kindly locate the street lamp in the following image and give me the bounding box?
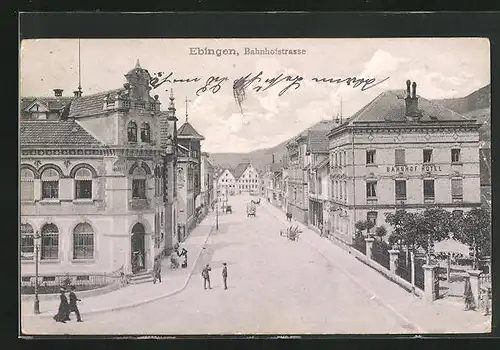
[215,170,219,231]
[33,230,41,314]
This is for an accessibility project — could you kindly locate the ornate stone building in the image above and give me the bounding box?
[327,80,482,248]
[20,61,179,279]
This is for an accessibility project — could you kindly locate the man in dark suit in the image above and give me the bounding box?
[68,286,82,322]
[222,262,228,290]
[202,264,212,290]
[153,257,162,284]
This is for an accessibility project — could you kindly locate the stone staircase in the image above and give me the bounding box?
[128,270,154,285]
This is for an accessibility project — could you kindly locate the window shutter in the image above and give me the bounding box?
[452,178,463,197]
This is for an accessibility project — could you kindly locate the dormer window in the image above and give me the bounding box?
[140,122,151,142]
[128,121,137,142]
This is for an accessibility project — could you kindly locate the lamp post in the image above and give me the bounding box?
[33,230,41,314]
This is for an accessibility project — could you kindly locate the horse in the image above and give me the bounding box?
[251,198,261,205]
[286,212,292,222]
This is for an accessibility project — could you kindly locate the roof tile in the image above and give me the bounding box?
[20,120,102,147]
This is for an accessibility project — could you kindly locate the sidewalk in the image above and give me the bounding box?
[22,212,215,319]
[263,202,491,334]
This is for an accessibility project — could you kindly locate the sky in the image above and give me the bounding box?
[20,38,490,153]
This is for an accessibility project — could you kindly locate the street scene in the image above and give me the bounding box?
[21,194,490,334]
[20,38,491,335]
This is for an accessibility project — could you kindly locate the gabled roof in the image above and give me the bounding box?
[20,120,102,147]
[21,97,74,112]
[307,130,330,153]
[68,89,125,118]
[177,122,205,140]
[232,163,251,179]
[348,90,474,124]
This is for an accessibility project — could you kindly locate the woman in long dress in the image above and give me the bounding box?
[53,288,70,323]
[464,277,476,311]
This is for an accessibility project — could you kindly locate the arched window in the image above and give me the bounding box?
[132,166,147,199]
[140,122,151,143]
[75,168,93,199]
[41,223,59,260]
[20,223,34,260]
[41,168,59,199]
[73,223,94,259]
[127,121,137,142]
[21,168,35,201]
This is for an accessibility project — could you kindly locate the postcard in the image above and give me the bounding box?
[19,37,491,335]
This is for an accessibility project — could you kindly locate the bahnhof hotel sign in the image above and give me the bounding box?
[386,164,443,173]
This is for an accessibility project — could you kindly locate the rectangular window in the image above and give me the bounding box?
[395,180,407,200]
[451,149,461,163]
[132,179,146,199]
[41,234,59,260]
[75,180,92,199]
[344,181,347,201]
[423,179,435,200]
[367,211,378,226]
[366,150,376,164]
[339,181,342,199]
[335,153,338,167]
[366,182,377,198]
[451,178,463,201]
[423,149,433,163]
[395,149,405,165]
[42,181,59,199]
[73,233,94,259]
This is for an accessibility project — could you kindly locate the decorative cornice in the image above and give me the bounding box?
[21,146,165,158]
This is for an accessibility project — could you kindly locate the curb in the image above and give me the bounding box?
[24,221,215,319]
[263,202,427,333]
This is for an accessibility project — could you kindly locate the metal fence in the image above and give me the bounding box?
[396,252,425,291]
[371,239,390,270]
[21,266,124,294]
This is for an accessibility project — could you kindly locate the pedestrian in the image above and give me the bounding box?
[68,286,83,322]
[319,222,324,237]
[153,257,162,284]
[53,288,69,323]
[464,277,476,311]
[181,248,188,269]
[202,264,212,290]
[222,262,228,290]
[136,251,144,271]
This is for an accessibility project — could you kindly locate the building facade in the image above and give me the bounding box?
[285,120,336,224]
[216,168,236,203]
[200,152,215,215]
[20,61,179,278]
[327,80,482,247]
[176,116,205,240]
[233,163,260,194]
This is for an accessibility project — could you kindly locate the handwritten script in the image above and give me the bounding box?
[150,71,390,110]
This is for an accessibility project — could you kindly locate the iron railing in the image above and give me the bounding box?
[371,240,390,270]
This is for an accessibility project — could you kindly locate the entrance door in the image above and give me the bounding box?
[131,223,146,274]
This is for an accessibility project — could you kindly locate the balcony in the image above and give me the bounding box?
[129,198,151,210]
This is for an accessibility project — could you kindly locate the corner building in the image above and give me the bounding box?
[327,81,482,248]
[20,61,179,280]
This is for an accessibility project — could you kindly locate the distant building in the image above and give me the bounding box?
[233,163,261,194]
[216,168,236,203]
[285,120,338,224]
[200,152,215,215]
[327,80,482,248]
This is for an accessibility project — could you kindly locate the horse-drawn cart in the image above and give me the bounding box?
[280,225,302,242]
[246,203,256,217]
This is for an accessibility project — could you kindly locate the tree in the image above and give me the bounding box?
[458,206,491,268]
[355,220,376,237]
[375,226,387,241]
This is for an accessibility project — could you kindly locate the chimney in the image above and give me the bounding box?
[272,154,275,164]
[53,89,63,97]
[73,90,82,97]
[404,80,419,121]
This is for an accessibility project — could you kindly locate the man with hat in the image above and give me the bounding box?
[202,264,212,290]
[68,285,83,322]
[222,262,228,290]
